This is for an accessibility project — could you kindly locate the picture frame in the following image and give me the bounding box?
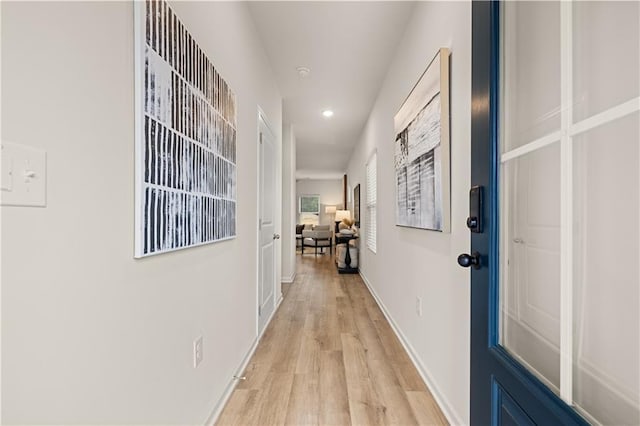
[134,0,237,257]
[394,48,450,232]
[299,194,320,214]
[353,184,361,227]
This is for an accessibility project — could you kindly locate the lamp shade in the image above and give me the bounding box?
[325,205,337,214]
[335,210,351,222]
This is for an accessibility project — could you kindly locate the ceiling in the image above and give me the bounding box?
[248,1,416,179]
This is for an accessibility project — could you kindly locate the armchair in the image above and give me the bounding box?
[295,224,305,248]
[301,225,333,256]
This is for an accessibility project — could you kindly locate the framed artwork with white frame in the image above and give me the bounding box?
[394,48,451,232]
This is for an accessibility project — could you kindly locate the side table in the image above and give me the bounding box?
[334,234,359,274]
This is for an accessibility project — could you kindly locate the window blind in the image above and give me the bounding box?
[366,152,377,253]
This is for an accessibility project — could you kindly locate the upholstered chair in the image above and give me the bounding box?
[301,226,333,256]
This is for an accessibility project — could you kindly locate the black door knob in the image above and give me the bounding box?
[457,252,481,269]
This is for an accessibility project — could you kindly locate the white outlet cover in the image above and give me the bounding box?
[1,141,47,207]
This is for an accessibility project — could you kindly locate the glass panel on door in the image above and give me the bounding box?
[572,103,639,425]
[499,1,639,424]
[501,143,562,393]
[501,1,561,152]
[572,1,640,123]
[571,2,639,423]
[499,0,563,394]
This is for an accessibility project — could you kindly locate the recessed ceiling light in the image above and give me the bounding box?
[296,66,311,78]
[322,110,334,118]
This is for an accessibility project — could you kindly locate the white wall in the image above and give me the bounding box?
[345,2,471,424]
[1,1,281,424]
[281,124,296,282]
[296,179,343,226]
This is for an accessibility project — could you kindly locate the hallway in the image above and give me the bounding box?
[217,254,448,425]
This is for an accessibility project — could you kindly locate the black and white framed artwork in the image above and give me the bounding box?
[134,0,237,257]
[394,48,450,232]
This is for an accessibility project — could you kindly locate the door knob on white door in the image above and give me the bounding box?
[273,233,280,240]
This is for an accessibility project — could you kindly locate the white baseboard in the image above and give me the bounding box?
[359,271,465,426]
[281,271,296,284]
[204,296,284,425]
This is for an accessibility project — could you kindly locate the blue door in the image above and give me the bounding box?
[468,1,639,425]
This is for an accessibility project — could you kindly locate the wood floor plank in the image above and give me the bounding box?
[346,283,389,362]
[341,332,388,426]
[270,301,305,373]
[255,372,295,426]
[216,253,448,426]
[237,330,276,390]
[295,331,320,375]
[319,350,351,425]
[337,295,358,334]
[216,389,260,426]
[406,390,450,426]
[372,318,428,392]
[367,356,420,425]
[284,374,320,426]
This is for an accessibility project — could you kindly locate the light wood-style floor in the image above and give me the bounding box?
[216,252,448,426]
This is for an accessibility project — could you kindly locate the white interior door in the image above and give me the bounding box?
[258,113,277,334]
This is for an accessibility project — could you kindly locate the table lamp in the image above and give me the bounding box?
[334,209,351,233]
[325,205,336,226]
[325,205,337,215]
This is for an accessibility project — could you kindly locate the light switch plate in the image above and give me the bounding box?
[1,142,47,207]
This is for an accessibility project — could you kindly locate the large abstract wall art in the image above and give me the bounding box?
[394,48,450,232]
[134,0,237,257]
